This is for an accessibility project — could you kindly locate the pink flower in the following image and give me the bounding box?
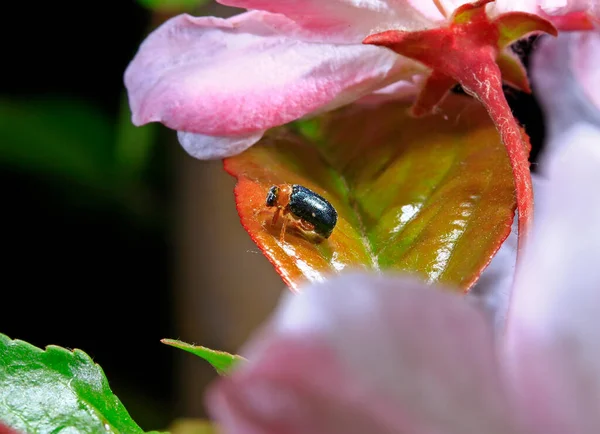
[123,0,594,159]
[204,30,600,433]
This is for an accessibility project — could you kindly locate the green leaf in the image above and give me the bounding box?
[136,0,211,12]
[0,334,157,434]
[168,419,220,434]
[224,94,516,292]
[161,340,244,375]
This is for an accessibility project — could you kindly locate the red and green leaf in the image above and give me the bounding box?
[224,94,516,292]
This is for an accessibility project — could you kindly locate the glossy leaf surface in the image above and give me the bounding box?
[224,94,516,292]
[0,334,157,434]
[161,339,244,375]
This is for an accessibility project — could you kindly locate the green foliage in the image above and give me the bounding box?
[0,334,161,434]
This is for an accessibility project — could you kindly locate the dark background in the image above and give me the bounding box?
[0,2,547,431]
[1,2,174,429]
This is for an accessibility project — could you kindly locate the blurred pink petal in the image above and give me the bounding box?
[217,0,439,41]
[208,274,519,434]
[355,75,425,105]
[504,123,600,433]
[176,130,264,159]
[408,0,475,18]
[571,31,600,110]
[532,31,600,147]
[504,31,600,429]
[495,0,599,15]
[493,0,599,29]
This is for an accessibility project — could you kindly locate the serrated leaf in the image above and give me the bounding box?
[161,340,244,375]
[224,94,516,291]
[0,334,156,434]
[168,419,220,434]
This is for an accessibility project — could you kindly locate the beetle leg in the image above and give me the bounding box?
[279,218,288,243]
[254,208,273,227]
[277,208,293,242]
[271,208,280,226]
[255,208,268,217]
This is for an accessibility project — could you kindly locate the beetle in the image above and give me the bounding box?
[265,184,338,242]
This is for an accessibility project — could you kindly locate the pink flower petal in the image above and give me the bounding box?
[502,30,600,431]
[571,30,600,111]
[124,11,415,138]
[405,0,447,19]
[493,0,543,13]
[217,0,438,42]
[354,75,423,105]
[177,130,264,159]
[208,274,521,433]
[504,124,600,434]
[208,338,404,434]
[407,0,476,19]
[494,0,600,17]
[531,32,600,151]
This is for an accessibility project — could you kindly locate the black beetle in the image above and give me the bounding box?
[265,184,338,241]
